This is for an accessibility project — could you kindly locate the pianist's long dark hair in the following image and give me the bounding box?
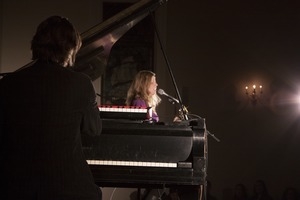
[126,70,161,111]
[31,16,81,67]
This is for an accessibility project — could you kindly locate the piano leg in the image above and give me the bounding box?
[137,188,141,200]
[199,185,204,200]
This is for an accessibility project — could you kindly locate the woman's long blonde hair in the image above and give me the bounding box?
[126,70,161,111]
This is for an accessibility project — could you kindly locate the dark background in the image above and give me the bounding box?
[157,1,300,200]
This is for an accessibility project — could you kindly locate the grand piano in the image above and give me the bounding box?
[74,0,208,199]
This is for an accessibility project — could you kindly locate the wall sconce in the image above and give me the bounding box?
[245,84,263,105]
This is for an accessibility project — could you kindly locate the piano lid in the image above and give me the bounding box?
[73,0,169,80]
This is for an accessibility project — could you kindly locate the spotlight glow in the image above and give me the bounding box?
[297,94,300,110]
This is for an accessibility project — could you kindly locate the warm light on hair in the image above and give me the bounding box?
[126,70,161,111]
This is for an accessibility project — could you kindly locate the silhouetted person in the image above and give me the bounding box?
[281,187,299,200]
[0,16,102,200]
[250,180,273,200]
[206,180,218,200]
[234,183,248,200]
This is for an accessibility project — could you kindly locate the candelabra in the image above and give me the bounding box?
[245,84,262,105]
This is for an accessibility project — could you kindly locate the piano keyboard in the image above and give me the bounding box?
[87,160,177,168]
[99,105,149,120]
[99,105,148,113]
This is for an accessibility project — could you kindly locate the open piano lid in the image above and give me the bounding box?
[73,0,168,80]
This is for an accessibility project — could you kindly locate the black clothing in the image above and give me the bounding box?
[0,60,102,200]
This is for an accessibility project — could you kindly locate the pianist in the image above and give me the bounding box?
[126,70,161,122]
[0,16,102,200]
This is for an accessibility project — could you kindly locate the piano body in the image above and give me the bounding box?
[75,0,208,197]
[82,118,207,188]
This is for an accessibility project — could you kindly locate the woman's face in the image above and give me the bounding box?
[148,76,158,96]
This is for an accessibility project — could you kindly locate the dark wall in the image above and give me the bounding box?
[157,1,300,200]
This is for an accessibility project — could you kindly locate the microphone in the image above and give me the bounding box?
[157,89,179,104]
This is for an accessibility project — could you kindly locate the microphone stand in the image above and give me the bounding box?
[150,12,188,120]
[150,11,221,142]
[207,130,220,142]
